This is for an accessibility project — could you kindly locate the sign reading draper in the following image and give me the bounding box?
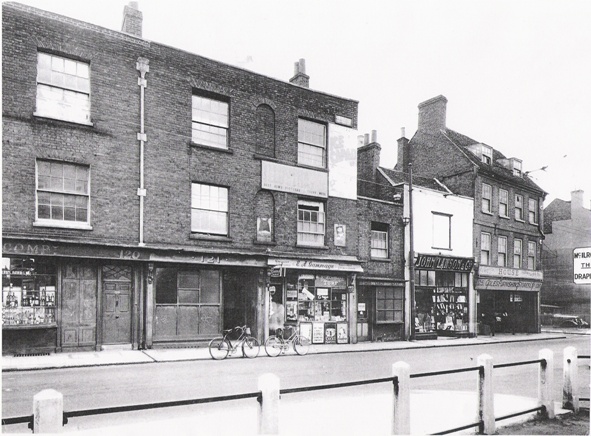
[573,247,591,284]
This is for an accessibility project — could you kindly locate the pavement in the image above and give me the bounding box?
[2,330,589,435]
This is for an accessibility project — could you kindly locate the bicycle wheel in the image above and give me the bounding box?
[209,337,230,360]
[242,336,260,358]
[264,336,282,357]
[293,335,310,355]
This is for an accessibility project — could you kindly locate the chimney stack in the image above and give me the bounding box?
[418,95,448,133]
[396,127,410,172]
[289,59,310,88]
[122,2,143,38]
[357,131,382,197]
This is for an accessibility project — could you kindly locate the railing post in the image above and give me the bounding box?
[258,373,280,434]
[33,389,63,434]
[392,361,410,435]
[538,349,555,419]
[477,354,495,435]
[562,346,579,412]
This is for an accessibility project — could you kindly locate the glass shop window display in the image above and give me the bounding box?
[285,272,348,323]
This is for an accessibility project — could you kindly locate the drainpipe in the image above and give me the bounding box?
[136,57,149,246]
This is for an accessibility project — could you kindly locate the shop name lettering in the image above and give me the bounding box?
[295,260,337,270]
[480,279,539,289]
[3,243,58,255]
[415,255,473,271]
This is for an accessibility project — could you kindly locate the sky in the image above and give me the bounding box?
[10,0,591,205]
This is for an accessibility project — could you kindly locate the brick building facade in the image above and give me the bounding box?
[2,2,363,354]
[400,95,547,334]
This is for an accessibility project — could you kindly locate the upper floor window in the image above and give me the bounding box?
[371,222,389,258]
[497,236,507,267]
[298,119,326,168]
[528,198,538,224]
[482,183,492,213]
[527,241,536,270]
[297,200,325,246]
[36,160,90,228]
[515,194,524,221]
[481,145,493,165]
[191,183,228,235]
[36,52,90,124]
[512,159,522,177]
[480,232,491,265]
[499,189,509,218]
[432,213,451,249]
[513,239,523,268]
[192,93,229,149]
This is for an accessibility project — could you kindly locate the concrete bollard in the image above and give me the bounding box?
[477,354,495,435]
[562,346,579,412]
[538,349,555,418]
[392,361,410,435]
[258,373,280,434]
[33,389,63,434]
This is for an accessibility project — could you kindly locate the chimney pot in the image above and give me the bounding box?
[371,130,377,143]
[364,133,370,145]
[289,58,310,88]
[401,127,406,138]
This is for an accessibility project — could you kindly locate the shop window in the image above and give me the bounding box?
[513,239,523,268]
[192,92,229,149]
[297,200,325,246]
[2,257,57,326]
[480,232,491,265]
[36,160,90,229]
[191,183,228,236]
[256,104,275,157]
[370,222,388,258]
[482,183,492,213]
[434,271,469,334]
[499,189,509,218]
[527,241,536,270]
[415,270,436,286]
[285,273,348,324]
[35,52,91,124]
[515,194,524,221]
[497,236,507,267]
[298,119,326,168]
[376,287,403,323]
[432,213,451,249]
[528,198,538,224]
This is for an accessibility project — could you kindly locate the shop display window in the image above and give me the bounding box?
[433,272,469,333]
[2,257,57,326]
[285,272,348,323]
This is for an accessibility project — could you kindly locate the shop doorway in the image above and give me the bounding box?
[356,288,371,341]
[62,263,97,349]
[101,265,132,345]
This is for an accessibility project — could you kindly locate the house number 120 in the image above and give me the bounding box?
[119,249,141,259]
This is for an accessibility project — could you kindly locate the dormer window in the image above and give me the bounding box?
[511,159,522,177]
[481,145,493,165]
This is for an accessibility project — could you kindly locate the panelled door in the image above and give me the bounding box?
[102,265,132,344]
[62,264,97,348]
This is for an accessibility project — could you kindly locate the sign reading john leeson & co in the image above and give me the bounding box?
[414,254,474,272]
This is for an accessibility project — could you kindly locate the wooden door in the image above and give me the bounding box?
[62,264,97,348]
[102,265,132,344]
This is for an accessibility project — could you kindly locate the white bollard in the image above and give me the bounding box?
[562,346,579,412]
[477,354,495,435]
[258,373,280,435]
[538,349,555,418]
[392,361,410,435]
[33,389,63,434]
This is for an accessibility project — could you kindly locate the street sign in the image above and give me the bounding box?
[573,247,591,284]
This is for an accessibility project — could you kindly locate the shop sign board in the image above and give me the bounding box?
[478,265,543,280]
[269,258,363,272]
[573,247,591,284]
[261,161,328,198]
[414,254,474,272]
[476,278,542,291]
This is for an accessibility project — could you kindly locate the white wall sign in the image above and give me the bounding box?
[573,247,591,284]
[328,123,357,200]
[261,161,328,198]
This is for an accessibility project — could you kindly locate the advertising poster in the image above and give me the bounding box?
[312,322,325,343]
[299,322,312,342]
[325,323,337,344]
[337,322,348,343]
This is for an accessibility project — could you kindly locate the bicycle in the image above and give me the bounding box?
[208,325,260,360]
[264,325,311,357]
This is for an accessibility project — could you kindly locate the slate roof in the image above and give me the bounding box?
[379,167,449,193]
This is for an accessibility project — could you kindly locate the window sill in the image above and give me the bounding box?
[370,257,391,262]
[481,210,493,216]
[33,112,94,127]
[515,218,525,223]
[189,233,232,242]
[529,221,539,226]
[499,215,510,220]
[253,153,278,162]
[431,247,452,251]
[33,221,93,230]
[296,163,328,173]
[190,142,233,154]
[296,244,329,250]
[253,240,277,246]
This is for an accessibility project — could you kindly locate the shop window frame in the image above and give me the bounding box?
[375,286,404,324]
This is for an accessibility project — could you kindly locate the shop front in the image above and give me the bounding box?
[267,258,363,345]
[413,254,475,339]
[475,266,542,334]
[357,278,406,342]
